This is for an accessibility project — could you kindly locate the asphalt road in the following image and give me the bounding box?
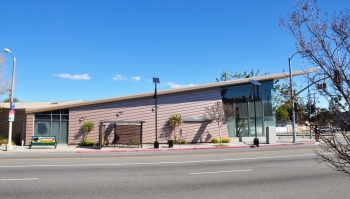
[0,145,348,199]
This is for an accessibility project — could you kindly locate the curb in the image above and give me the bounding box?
[0,141,317,154]
[76,141,317,153]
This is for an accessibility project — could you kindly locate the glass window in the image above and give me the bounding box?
[52,115,60,120]
[61,109,69,114]
[34,109,69,144]
[52,110,60,114]
[221,80,275,137]
[35,115,51,120]
[34,121,50,136]
[36,111,51,115]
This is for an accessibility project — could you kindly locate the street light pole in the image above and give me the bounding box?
[289,50,302,143]
[153,77,160,149]
[4,48,16,151]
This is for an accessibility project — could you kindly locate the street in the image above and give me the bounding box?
[0,145,348,199]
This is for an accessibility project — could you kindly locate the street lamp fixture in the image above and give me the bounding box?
[3,48,16,151]
[250,79,261,147]
[289,50,302,143]
[153,77,160,148]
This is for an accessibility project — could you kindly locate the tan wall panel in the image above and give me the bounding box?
[25,114,34,145]
[68,88,228,145]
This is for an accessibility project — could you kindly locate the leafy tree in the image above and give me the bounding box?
[3,98,19,102]
[81,121,94,142]
[167,114,182,142]
[215,71,231,82]
[216,70,265,82]
[275,103,290,121]
[280,0,350,176]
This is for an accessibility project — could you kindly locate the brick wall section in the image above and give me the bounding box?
[69,88,228,145]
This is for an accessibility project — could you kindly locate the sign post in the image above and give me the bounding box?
[8,110,15,122]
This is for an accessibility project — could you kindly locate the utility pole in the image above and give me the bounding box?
[308,79,312,139]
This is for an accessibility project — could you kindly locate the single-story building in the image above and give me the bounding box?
[0,68,316,146]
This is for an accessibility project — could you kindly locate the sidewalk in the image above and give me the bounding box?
[0,136,317,154]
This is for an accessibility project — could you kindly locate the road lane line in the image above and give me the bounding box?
[0,178,39,181]
[0,153,317,168]
[189,169,252,175]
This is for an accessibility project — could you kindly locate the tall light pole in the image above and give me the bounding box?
[4,48,16,151]
[153,77,160,149]
[289,50,302,143]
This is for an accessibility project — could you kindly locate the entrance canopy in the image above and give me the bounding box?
[98,120,145,149]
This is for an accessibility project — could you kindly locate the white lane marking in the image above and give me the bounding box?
[189,169,253,175]
[0,178,39,181]
[0,154,316,168]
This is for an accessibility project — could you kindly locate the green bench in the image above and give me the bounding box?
[29,136,57,149]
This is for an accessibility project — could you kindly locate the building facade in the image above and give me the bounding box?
[0,69,316,146]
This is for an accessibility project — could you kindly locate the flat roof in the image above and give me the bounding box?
[25,68,317,114]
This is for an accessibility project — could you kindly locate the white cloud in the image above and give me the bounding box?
[112,74,127,81]
[166,82,196,88]
[53,73,91,80]
[131,76,141,82]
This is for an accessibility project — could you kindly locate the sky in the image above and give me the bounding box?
[1,0,349,106]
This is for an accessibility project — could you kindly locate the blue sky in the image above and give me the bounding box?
[1,0,348,105]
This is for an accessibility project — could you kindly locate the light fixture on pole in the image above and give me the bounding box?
[153,77,160,149]
[289,50,302,143]
[250,79,261,147]
[3,48,16,151]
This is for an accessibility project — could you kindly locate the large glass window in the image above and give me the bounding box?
[34,109,69,144]
[221,81,274,137]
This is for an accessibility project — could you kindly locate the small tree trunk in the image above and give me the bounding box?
[219,129,222,145]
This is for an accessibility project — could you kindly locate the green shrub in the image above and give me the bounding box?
[0,135,16,145]
[174,140,186,144]
[211,137,230,143]
[80,140,95,146]
[212,137,220,143]
[222,137,230,143]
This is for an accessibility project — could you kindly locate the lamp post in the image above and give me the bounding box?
[289,50,302,143]
[250,79,261,147]
[153,77,160,148]
[3,48,16,151]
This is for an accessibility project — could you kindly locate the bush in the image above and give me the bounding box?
[212,137,220,143]
[80,140,95,146]
[211,137,230,143]
[222,137,230,143]
[174,140,186,144]
[0,135,16,146]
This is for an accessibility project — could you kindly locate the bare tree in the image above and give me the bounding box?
[0,54,10,96]
[204,101,235,145]
[280,0,350,176]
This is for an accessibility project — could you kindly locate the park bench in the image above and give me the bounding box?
[29,136,57,149]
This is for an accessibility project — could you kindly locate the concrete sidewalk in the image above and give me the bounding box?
[0,136,317,154]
